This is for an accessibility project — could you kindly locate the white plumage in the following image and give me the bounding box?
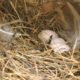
[38,30,70,53]
[0,26,21,42]
[38,30,58,43]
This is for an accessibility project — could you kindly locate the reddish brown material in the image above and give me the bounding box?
[40,1,65,14]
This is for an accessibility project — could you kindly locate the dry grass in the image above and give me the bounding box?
[0,0,80,80]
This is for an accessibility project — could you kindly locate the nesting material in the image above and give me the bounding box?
[38,30,70,53]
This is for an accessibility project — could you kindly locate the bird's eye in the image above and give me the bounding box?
[48,35,52,44]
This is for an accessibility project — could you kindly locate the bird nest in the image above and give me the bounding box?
[0,0,80,80]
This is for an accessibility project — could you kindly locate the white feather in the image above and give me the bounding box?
[38,30,70,53]
[0,26,21,42]
[38,30,58,43]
